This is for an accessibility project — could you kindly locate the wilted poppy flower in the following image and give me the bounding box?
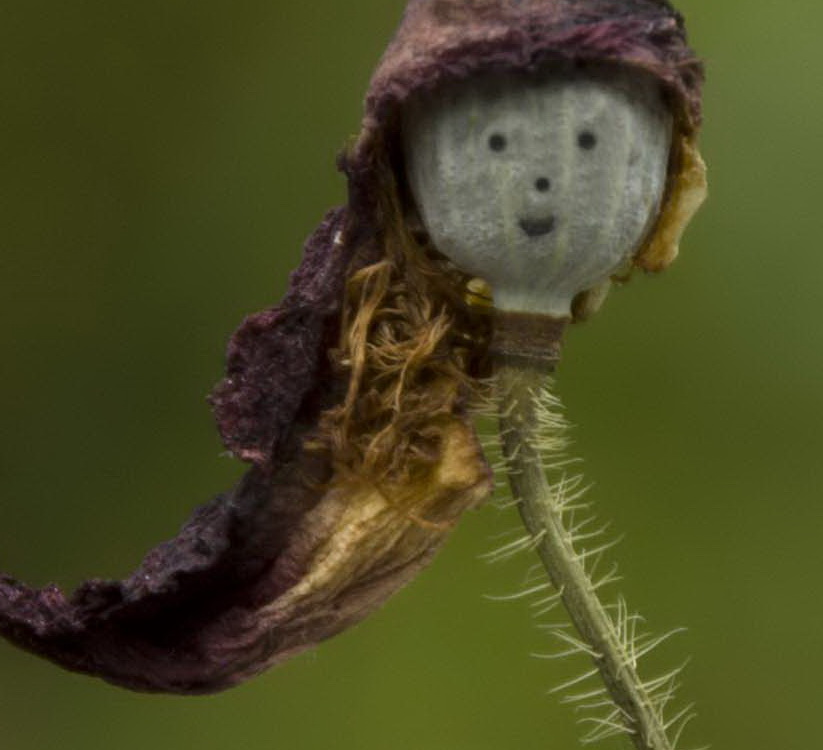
[0,0,703,695]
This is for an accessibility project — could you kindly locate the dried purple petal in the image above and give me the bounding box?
[210,207,350,470]
[0,424,490,694]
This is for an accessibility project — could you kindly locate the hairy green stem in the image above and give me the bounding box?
[496,358,676,750]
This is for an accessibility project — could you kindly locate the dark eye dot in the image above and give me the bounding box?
[488,133,507,152]
[578,130,597,150]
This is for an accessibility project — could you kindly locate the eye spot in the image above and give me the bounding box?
[488,133,507,152]
[577,130,597,150]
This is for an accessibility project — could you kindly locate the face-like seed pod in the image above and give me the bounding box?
[403,64,673,319]
[347,0,706,360]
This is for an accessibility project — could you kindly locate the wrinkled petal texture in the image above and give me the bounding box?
[210,207,351,470]
[0,205,362,692]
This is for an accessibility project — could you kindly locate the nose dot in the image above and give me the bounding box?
[535,177,550,193]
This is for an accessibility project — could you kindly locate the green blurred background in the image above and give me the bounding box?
[1,2,820,749]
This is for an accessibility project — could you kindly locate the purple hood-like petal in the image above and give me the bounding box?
[210,208,351,470]
[0,209,355,693]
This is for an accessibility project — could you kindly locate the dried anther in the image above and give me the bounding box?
[0,0,703,695]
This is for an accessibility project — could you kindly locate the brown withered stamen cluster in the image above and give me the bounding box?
[319,154,491,487]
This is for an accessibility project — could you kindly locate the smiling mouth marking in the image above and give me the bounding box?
[519,216,556,238]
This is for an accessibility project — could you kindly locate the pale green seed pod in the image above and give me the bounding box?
[403,65,673,319]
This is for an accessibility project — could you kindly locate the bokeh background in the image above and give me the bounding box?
[1,2,820,749]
